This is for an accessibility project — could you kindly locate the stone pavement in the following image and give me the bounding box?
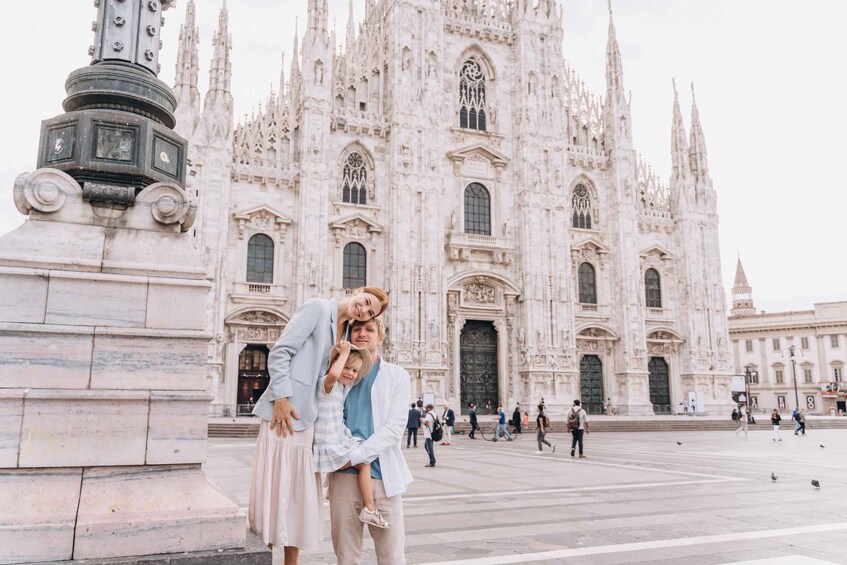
[203,428,847,564]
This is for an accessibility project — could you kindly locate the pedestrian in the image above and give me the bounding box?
[535,404,555,454]
[792,407,801,435]
[512,405,522,434]
[770,408,782,442]
[441,403,455,445]
[468,403,479,439]
[313,342,387,528]
[735,404,749,437]
[731,407,738,422]
[539,397,546,412]
[327,318,414,564]
[494,405,513,442]
[521,411,529,427]
[249,287,389,564]
[422,404,437,467]
[406,403,420,448]
[605,397,613,416]
[416,398,423,410]
[568,399,589,458]
[798,408,807,435]
[247,397,255,414]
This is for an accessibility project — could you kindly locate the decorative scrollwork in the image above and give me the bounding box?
[13,168,79,215]
[136,182,196,232]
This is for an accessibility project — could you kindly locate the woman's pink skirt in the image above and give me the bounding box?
[248,422,323,549]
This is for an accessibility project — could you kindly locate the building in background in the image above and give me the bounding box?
[173,0,733,416]
[729,257,847,415]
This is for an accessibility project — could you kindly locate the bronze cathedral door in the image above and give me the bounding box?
[460,321,499,415]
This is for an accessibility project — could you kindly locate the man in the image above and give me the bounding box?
[798,408,807,435]
[792,407,801,435]
[441,403,455,445]
[494,405,513,442]
[569,399,589,458]
[512,405,522,434]
[328,318,413,564]
[422,404,437,467]
[468,403,479,439]
[406,403,421,448]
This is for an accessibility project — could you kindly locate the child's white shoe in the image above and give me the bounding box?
[359,507,389,529]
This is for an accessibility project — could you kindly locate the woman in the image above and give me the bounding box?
[535,404,555,454]
[248,287,388,565]
[770,409,782,442]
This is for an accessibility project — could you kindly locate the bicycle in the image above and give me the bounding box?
[479,423,519,442]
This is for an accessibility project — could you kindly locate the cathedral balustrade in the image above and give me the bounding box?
[446,231,514,264]
[330,109,390,138]
[567,145,608,170]
[230,282,289,305]
[575,303,611,320]
[443,0,515,45]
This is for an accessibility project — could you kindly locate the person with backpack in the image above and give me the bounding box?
[535,404,555,454]
[568,399,588,458]
[422,404,438,467]
[792,407,801,435]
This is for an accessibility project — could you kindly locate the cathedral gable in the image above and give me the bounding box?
[232,205,292,239]
[447,144,510,180]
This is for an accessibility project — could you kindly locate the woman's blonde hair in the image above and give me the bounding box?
[355,286,389,318]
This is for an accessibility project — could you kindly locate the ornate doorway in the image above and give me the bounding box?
[648,357,671,414]
[238,345,270,412]
[579,355,604,414]
[460,321,499,415]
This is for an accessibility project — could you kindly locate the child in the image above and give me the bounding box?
[312,341,388,528]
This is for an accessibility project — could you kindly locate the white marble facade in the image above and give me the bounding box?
[175,0,734,416]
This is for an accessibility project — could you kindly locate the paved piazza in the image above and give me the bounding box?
[204,429,847,564]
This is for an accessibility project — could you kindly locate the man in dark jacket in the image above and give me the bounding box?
[468,403,479,439]
[512,405,522,434]
[406,402,421,448]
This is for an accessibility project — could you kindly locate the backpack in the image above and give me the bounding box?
[429,413,443,442]
[567,409,580,431]
[542,415,550,428]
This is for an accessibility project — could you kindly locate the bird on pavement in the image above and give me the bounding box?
[820,444,825,448]
[811,480,820,488]
[676,441,682,446]
[771,473,777,481]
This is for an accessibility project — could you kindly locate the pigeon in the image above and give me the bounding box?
[676,441,682,446]
[811,480,820,488]
[820,444,825,448]
[771,473,777,481]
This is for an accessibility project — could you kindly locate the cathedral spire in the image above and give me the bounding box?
[671,79,691,180]
[605,0,624,97]
[279,52,286,101]
[689,83,710,180]
[207,1,232,98]
[174,0,199,94]
[731,256,756,317]
[345,0,356,54]
[307,0,329,38]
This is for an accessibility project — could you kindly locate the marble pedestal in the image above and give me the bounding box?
[0,169,244,564]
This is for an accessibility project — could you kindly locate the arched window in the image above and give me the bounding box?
[578,262,597,304]
[464,183,491,235]
[342,152,367,205]
[343,242,367,289]
[459,59,487,131]
[247,234,274,284]
[572,184,592,229]
[645,268,662,308]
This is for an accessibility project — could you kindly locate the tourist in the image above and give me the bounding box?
[731,407,738,422]
[441,403,455,445]
[248,287,388,565]
[605,397,614,416]
[535,404,555,454]
[494,405,513,442]
[798,408,807,435]
[468,403,479,439]
[522,411,529,427]
[770,408,782,442]
[313,342,387,528]
[512,405,522,434]
[735,404,749,437]
[327,317,414,564]
[422,404,437,467]
[568,399,589,458]
[792,407,801,434]
[405,403,420,448]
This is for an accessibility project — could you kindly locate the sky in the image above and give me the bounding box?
[1,0,845,313]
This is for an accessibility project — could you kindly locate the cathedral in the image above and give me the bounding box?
[172,0,734,416]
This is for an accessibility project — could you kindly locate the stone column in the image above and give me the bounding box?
[0,170,244,564]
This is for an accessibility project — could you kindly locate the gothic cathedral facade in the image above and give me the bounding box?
[173,0,734,416]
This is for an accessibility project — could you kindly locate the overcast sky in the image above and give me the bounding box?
[1,1,844,313]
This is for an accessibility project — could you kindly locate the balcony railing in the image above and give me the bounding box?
[248,283,271,294]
